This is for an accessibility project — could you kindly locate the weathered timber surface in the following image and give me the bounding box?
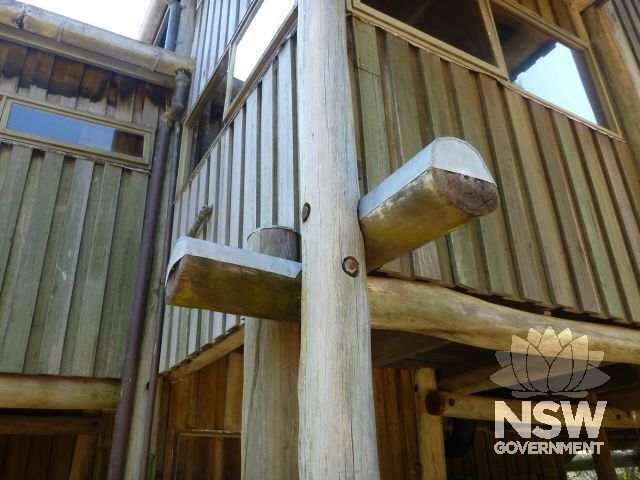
[0,2,194,86]
[414,369,446,480]
[242,227,300,480]
[426,391,639,429]
[0,374,119,409]
[166,238,301,321]
[360,137,498,271]
[297,0,379,477]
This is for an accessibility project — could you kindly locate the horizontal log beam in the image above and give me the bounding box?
[0,2,195,87]
[426,391,639,429]
[368,278,640,366]
[359,137,498,271]
[0,374,120,409]
[0,415,103,436]
[167,243,640,367]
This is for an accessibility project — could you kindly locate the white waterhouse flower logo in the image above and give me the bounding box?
[490,327,609,399]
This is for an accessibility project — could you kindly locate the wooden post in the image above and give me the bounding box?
[588,393,618,480]
[242,226,300,480]
[297,0,380,476]
[414,369,447,480]
[584,2,640,168]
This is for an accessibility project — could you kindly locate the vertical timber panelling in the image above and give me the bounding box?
[162,37,298,372]
[349,20,640,324]
[611,0,640,68]
[0,39,167,378]
[190,0,250,107]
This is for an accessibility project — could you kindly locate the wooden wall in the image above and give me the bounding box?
[0,413,114,480]
[153,360,567,480]
[511,0,576,34]
[611,0,640,68]
[153,352,243,479]
[0,39,168,378]
[161,37,297,372]
[349,17,640,324]
[190,0,253,106]
[163,6,640,375]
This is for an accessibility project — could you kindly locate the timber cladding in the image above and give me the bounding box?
[611,0,640,68]
[161,36,298,373]
[0,38,170,378]
[153,359,568,479]
[349,18,640,323]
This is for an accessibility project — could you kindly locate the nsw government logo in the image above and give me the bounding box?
[489,327,610,455]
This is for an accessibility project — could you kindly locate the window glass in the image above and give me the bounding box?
[493,8,604,125]
[361,0,495,65]
[230,0,295,99]
[6,103,145,157]
[190,63,229,171]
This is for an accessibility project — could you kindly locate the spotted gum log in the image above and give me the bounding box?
[165,246,640,367]
[242,227,300,480]
[297,0,380,476]
[360,137,498,271]
[414,369,446,480]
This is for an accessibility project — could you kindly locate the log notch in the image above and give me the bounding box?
[584,1,640,168]
[297,0,379,476]
[359,137,498,271]
[414,369,446,480]
[242,227,300,480]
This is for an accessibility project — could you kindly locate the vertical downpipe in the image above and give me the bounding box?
[106,3,189,474]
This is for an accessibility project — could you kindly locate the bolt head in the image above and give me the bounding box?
[342,256,360,277]
[301,203,311,223]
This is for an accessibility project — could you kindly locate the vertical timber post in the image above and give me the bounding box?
[297,0,380,478]
[414,368,447,480]
[588,393,617,480]
[242,226,300,479]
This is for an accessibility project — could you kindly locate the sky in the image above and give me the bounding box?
[24,0,152,39]
[514,42,598,124]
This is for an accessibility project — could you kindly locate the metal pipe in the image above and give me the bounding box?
[164,0,182,51]
[106,70,190,480]
[138,123,182,479]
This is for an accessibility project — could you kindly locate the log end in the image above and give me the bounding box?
[433,168,499,216]
[430,137,499,216]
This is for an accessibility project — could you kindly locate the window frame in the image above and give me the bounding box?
[348,0,621,137]
[348,0,508,79]
[178,0,297,188]
[0,94,154,169]
[490,0,620,134]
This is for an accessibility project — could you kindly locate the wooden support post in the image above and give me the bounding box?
[297,0,379,476]
[584,2,640,168]
[242,226,300,480]
[414,369,447,480]
[589,393,618,480]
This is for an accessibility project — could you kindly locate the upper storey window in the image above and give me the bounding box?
[361,0,496,65]
[351,0,616,131]
[493,8,604,125]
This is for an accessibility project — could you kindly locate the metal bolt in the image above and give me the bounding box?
[342,256,360,277]
[301,203,311,222]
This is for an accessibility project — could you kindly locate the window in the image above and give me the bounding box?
[493,7,605,126]
[229,0,296,104]
[360,0,496,65]
[189,57,229,171]
[0,98,151,166]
